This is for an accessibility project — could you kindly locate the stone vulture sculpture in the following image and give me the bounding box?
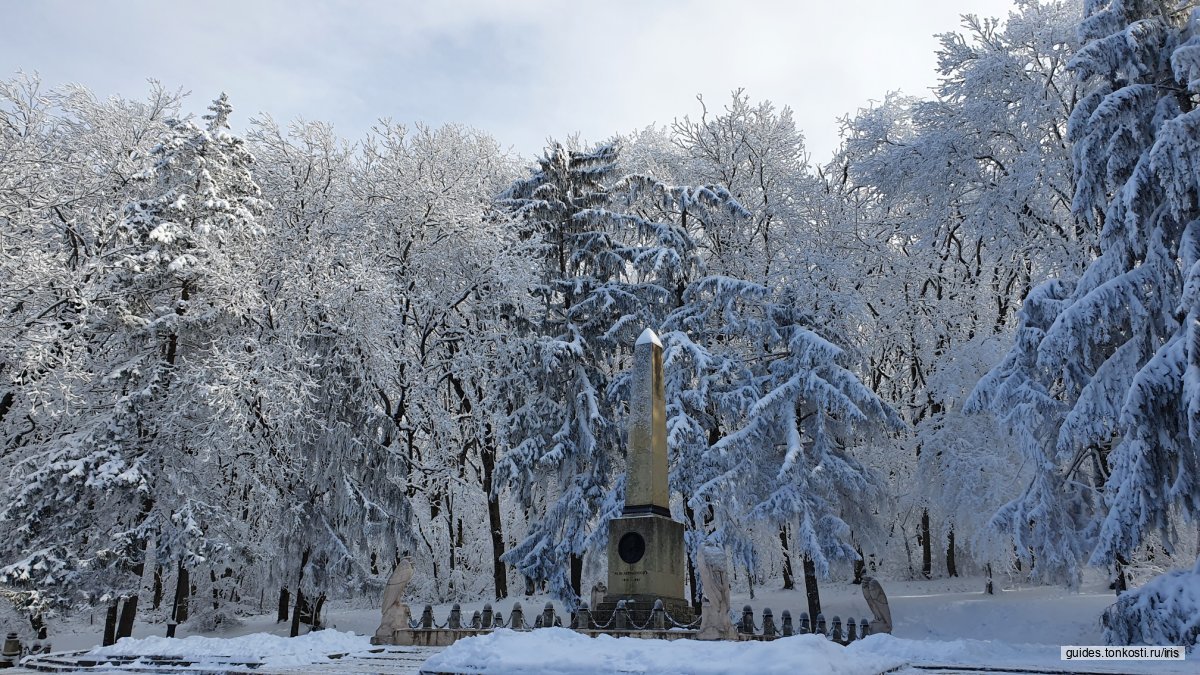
[861,575,892,634]
[374,556,415,641]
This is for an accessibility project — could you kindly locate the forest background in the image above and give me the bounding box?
[2,0,1199,648]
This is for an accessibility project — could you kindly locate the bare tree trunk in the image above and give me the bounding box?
[570,553,583,603]
[290,548,311,637]
[290,590,305,638]
[311,594,326,631]
[487,496,508,599]
[920,508,933,579]
[779,525,794,590]
[152,566,163,611]
[802,556,821,621]
[446,497,457,596]
[1112,553,1128,595]
[210,568,220,611]
[277,587,290,622]
[29,612,46,640]
[171,562,190,624]
[946,528,958,578]
[480,430,508,600]
[684,504,701,612]
[853,544,865,585]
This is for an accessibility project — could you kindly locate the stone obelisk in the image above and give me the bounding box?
[603,328,692,623]
[625,328,670,516]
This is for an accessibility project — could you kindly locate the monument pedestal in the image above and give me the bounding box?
[606,515,685,599]
[601,514,694,627]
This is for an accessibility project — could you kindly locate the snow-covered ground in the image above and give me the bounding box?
[18,574,1193,673]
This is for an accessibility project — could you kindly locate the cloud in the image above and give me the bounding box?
[2,0,1019,161]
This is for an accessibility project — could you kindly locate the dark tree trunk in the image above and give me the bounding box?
[103,602,119,646]
[570,553,583,602]
[29,613,46,640]
[116,595,138,639]
[985,563,994,594]
[290,548,312,637]
[853,545,866,585]
[780,525,795,590]
[946,528,958,577]
[289,590,305,638]
[310,594,326,631]
[480,430,508,600]
[210,568,220,610]
[686,549,701,613]
[152,566,163,611]
[171,563,190,624]
[920,508,932,579]
[1113,554,1128,595]
[277,587,291,622]
[684,503,701,613]
[802,556,821,621]
[487,496,507,599]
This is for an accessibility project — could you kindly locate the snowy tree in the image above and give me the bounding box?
[970,3,1200,645]
[671,90,818,287]
[495,139,749,605]
[243,117,411,630]
[351,121,519,602]
[663,276,902,606]
[835,0,1087,578]
[494,140,666,604]
[1,93,269,625]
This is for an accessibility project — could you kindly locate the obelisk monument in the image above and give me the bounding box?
[604,328,692,622]
[625,328,670,516]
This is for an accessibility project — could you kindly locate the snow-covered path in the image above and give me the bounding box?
[14,645,442,674]
[12,576,1191,674]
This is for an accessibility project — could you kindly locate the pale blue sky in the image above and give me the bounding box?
[3,0,1021,161]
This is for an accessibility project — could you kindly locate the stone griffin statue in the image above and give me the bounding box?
[861,576,893,634]
[374,556,414,643]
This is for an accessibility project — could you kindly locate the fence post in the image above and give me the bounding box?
[762,608,777,639]
[481,604,493,628]
[511,602,525,630]
[614,600,629,631]
[471,610,482,629]
[815,613,827,637]
[738,605,755,635]
[576,602,591,631]
[799,611,811,634]
[448,604,462,630]
[781,610,794,637]
[420,605,434,630]
[651,599,666,631]
[846,616,857,642]
[830,616,842,643]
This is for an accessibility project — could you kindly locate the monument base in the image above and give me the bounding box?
[603,513,692,627]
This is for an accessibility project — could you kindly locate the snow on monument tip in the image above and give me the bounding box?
[636,327,661,347]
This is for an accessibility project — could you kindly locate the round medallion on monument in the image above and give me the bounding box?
[618,532,646,564]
